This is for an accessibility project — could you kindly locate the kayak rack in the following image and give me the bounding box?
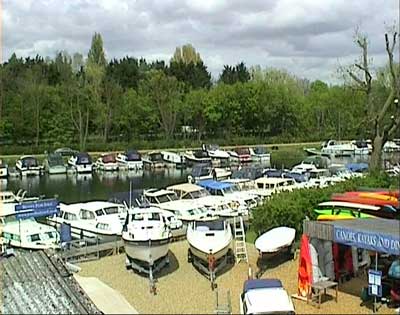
[125,254,170,295]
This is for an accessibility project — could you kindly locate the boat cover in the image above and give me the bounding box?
[77,153,91,164]
[198,180,232,190]
[243,279,282,293]
[126,150,141,161]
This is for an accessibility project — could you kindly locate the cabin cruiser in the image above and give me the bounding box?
[187,163,231,183]
[383,140,400,152]
[321,139,355,157]
[143,189,213,223]
[122,206,172,271]
[44,152,67,174]
[234,147,252,163]
[161,151,185,167]
[47,201,128,242]
[249,147,271,165]
[0,189,40,204]
[16,155,42,176]
[254,177,298,195]
[68,152,93,173]
[116,150,143,170]
[183,150,211,167]
[0,159,8,178]
[95,153,119,171]
[224,178,269,202]
[198,180,257,212]
[187,219,233,266]
[0,203,59,250]
[239,279,295,315]
[351,139,372,155]
[167,183,240,218]
[202,144,230,164]
[142,151,166,169]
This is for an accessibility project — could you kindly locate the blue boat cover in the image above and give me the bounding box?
[346,163,368,172]
[389,260,400,279]
[263,169,283,178]
[198,179,233,190]
[283,172,307,183]
[77,152,92,164]
[243,279,283,293]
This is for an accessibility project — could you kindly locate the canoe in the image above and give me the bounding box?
[314,210,374,219]
[298,234,313,297]
[332,193,399,208]
[317,214,356,221]
[255,227,296,253]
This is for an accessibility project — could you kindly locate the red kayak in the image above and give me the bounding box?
[298,234,313,298]
[332,193,399,208]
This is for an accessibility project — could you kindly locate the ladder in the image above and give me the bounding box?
[214,289,231,314]
[233,216,248,263]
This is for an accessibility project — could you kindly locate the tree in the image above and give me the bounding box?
[168,60,211,90]
[141,71,184,139]
[171,44,202,64]
[346,30,399,171]
[87,32,107,68]
[219,62,250,85]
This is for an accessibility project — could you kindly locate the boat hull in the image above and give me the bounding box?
[70,163,93,173]
[18,168,41,176]
[97,163,119,171]
[0,167,8,178]
[48,166,67,174]
[124,238,170,265]
[189,241,231,262]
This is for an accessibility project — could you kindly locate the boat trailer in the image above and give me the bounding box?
[188,249,235,290]
[125,254,170,295]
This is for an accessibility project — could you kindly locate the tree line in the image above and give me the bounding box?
[0,32,396,160]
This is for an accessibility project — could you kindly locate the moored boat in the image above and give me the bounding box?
[68,152,93,173]
[116,150,143,170]
[16,155,42,176]
[234,147,252,163]
[95,153,119,171]
[0,159,8,178]
[44,152,67,174]
[161,151,185,167]
[142,151,166,169]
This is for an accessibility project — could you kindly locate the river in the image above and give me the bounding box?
[1,151,396,204]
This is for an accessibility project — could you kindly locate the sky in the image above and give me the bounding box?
[2,0,399,83]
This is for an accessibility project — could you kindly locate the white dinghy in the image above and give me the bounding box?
[255,226,296,254]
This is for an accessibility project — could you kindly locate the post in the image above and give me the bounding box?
[374,251,378,313]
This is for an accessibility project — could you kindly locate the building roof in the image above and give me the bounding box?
[1,250,101,314]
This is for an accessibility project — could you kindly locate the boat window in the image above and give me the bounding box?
[132,213,144,221]
[147,196,158,204]
[28,233,41,242]
[80,209,95,220]
[149,213,161,221]
[64,212,77,221]
[257,183,264,189]
[95,209,104,216]
[156,195,171,203]
[97,223,110,231]
[2,232,21,241]
[57,210,64,218]
[182,193,193,199]
[168,194,179,201]
[22,158,38,167]
[216,189,224,196]
[197,220,224,231]
[103,207,119,215]
[44,231,57,239]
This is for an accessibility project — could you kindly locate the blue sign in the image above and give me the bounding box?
[334,226,400,256]
[15,199,59,220]
[368,269,382,297]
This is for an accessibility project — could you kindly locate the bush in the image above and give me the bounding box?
[251,173,399,238]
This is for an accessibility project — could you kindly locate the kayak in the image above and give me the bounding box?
[314,201,378,218]
[331,193,399,208]
[298,234,312,298]
[317,214,356,221]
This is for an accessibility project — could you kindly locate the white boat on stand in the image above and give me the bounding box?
[187,219,234,288]
[116,150,143,170]
[123,206,172,277]
[16,156,42,176]
[68,152,94,173]
[47,201,127,243]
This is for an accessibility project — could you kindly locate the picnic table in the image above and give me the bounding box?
[307,280,338,308]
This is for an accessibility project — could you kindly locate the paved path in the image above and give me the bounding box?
[74,275,139,314]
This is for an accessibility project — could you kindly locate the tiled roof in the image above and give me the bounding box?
[1,250,101,314]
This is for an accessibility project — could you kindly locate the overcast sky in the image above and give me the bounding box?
[2,0,399,82]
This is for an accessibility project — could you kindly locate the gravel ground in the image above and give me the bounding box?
[78,241,394,314]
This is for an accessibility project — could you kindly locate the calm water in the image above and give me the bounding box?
[1,152,396,204]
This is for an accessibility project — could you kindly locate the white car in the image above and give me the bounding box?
[240,279,295,315]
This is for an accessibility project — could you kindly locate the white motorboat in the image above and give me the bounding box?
[0,159,8,178]
[161,151,185,167]
[143,189,213,223]
[255,226,296,254]
[183,150,211,166]
[321,139,355,157]
[202,144,230,163]
[116,150,143,170]
[95,153,119,171]
[68,152,94,173]
[187,219,232,263]
[44,152,67,174]
[16,155,42,176]
[187,163,232,183]
[167,183,239,218]
[0,203,59,250]
[239,279,295,315]
[47,201,128,242]
[224,178,269,202]
[351,140,372,155]
[307,169,339,188]
[0,189,40,204]
[142,151,166,169]
[383,140,400,152]
[227,150,240,164]
[233,147,252,163]
[122,206,172,269]
[254,177,298,195]
[249,147,271,165]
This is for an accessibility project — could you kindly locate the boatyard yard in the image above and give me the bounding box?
[78,241,391,314]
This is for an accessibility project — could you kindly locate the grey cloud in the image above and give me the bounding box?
[2,0,398,82]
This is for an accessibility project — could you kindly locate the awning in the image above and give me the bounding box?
[303,218,400,256]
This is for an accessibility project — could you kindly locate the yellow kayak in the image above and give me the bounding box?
[358,192,398,202]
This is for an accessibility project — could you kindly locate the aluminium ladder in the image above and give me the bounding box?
[233,216,248,263]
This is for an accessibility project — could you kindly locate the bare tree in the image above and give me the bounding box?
[346,30,399,171]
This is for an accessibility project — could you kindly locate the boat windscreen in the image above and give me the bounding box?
[48,154,63,166]
[254,147,267,155]
[126,151,141,161]
[190,190,209,199]
[103,154,116,163]
[103,206,119,215]
[235,147,250,155]
[192,165,211,177]
[22,157,38,167]
[197,220,225,231]
[77,154,91,164]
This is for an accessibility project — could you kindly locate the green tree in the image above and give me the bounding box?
[171,44,202,64]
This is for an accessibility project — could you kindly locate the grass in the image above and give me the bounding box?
[245,226,258,244]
